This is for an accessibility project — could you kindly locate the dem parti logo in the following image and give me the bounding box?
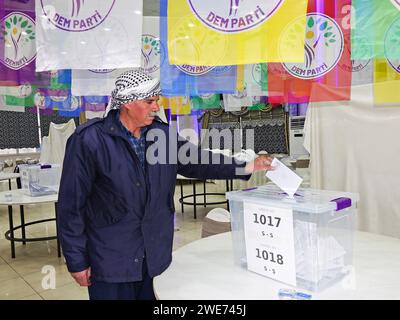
[0,12,36,70]
[40,0,116,32]
[141,34,165,75]
[188,0,284,33]
[385,17,400,74]
[282,13,344,79]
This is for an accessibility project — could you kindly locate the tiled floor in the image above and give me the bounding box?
[0,179,230,300]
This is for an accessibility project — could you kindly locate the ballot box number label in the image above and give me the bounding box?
[243,201,296,286]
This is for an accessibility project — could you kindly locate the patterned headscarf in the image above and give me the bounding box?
[109,69,161,109]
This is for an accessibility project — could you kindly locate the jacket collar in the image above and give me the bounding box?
[101,109,164,138]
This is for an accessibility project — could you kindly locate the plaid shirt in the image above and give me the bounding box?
[117,113,147,171]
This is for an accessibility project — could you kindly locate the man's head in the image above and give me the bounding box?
[110,69,162,127]
[121,96,160,127]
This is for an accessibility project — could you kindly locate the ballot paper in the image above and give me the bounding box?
[266,158,303,198]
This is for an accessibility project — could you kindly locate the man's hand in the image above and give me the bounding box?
[71,267,91,286]
[244,155,275,174]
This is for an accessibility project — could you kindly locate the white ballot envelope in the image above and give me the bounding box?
[266,158,303,198]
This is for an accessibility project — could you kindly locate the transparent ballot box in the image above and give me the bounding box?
[19,164,61,197]
[226,184,359,292]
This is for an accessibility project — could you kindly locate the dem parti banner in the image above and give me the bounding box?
[35,0,143,71]
[72,16,162,96]
[167,0,308,66]
[160,1,237,96]
[0,0,51,86]
[352,0,400,60]
[268,0,352,103]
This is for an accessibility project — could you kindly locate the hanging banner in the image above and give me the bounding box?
[27,105,53,116]
[236,65,245,92]
[352,0,400,60]
[373,13,400,105]
[58,108,81,118]
[223,91,252,111]
[169,96,191,115]
[190,94,221,110]
[81,96,108,112]
[51,70,71,89]
[0,0,51,86]
[35,0,143,71]
[244,64,268,96]
[339,56,373,87]
[72,68,122,96]
[3,84,35,107]
[248,96,268,110]
[34,88,81,112]
[268,0,352,103]
[0,1,4,70]
[338,19,373,87]
[72,17,161,96]
[374,59,400,105]
[160,3,237,96]
[0,96,25,112]
[140,16,164,80]
[167,0,308,66]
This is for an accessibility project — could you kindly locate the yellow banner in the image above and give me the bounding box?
[374,59,400,105]
[168,0,307,66]
[236,65,245,92]
[168,96,192,115]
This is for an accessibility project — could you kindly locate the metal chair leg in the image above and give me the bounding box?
[180,180,184,214]
[203,181,206,208]
[8,205,15,259]
[19,205,26,245]
[193,181,197,219]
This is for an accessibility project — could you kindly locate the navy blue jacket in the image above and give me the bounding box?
[57,110,250,283]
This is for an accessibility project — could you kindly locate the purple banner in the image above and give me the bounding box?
[35,88,81,112]
[0,3,4,67]
[0,1,51,86]
[81,96,109,112]
[4,0,35,12]
[27,106,54,116]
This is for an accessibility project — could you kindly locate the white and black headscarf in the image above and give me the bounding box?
[109,69,161,110]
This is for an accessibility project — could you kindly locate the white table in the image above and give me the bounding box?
[0,172,20,190]
[154,232,400,300]
[0,189,60,259]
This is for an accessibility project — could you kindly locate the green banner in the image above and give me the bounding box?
[352,0,400,59]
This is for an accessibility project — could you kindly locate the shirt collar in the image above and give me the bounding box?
[117,110,148,138]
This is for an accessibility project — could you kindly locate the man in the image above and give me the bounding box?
[57,69,274,300]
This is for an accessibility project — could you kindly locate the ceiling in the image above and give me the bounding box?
[143,1,160,16]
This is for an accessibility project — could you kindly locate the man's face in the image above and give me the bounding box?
[124,96,160,127]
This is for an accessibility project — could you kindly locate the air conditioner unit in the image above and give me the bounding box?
[289,116,309,158]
